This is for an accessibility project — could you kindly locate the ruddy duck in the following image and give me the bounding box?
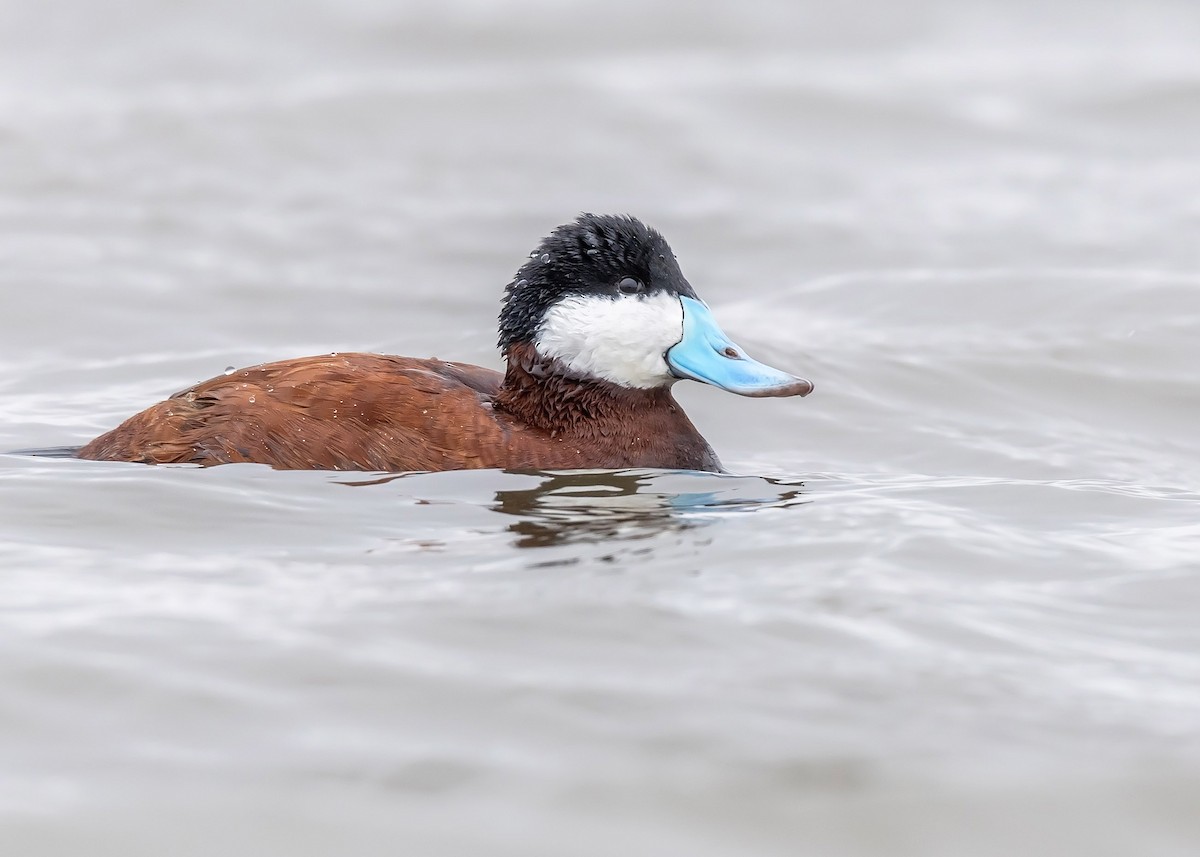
[77,214,813,472]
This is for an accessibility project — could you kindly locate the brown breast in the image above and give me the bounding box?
[76,351,721,473]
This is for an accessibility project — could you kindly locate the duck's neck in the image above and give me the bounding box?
[493,343,721,471]
[494,343,672,434]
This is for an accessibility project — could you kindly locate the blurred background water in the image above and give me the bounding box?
[2,1,1199,854]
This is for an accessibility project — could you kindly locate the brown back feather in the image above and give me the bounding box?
[77,351,720,472]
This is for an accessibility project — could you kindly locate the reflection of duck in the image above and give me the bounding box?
[493,471,682,548]
[76,215,812,472]
[492,470,809,549]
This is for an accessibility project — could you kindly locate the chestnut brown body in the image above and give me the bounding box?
[77,348,721,472]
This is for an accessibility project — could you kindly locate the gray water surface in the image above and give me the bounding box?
[2,1,1199,855]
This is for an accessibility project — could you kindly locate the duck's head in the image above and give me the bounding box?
[499,214,813,397]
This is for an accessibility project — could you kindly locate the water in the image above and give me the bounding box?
[2,1,1200,854]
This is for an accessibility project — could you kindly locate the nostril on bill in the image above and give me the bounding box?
[722,346,739,358]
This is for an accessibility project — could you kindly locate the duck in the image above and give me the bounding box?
[76,214,813,472]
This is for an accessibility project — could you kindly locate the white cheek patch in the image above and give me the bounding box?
[534,292,684,388]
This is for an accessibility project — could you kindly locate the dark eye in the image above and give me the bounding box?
[617,277,644,295]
